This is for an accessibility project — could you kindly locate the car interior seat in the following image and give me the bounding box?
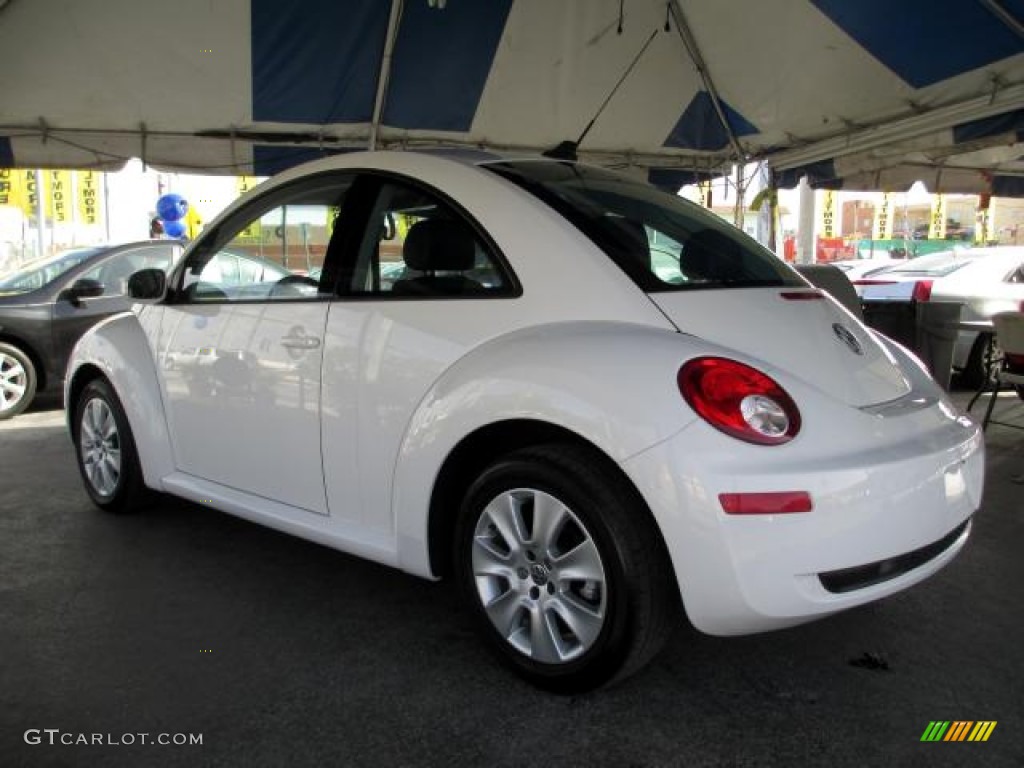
[100,258,139,296]
[978,311,1024,431]
[391,219,486,297]
[681,228,748,283]
[182,281,228,302]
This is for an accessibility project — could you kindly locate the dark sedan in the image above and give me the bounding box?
[0,241,185,419]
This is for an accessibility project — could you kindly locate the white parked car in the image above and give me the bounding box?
[829,257,901,282]
[857,248,1024,385]
[66,151,984,692]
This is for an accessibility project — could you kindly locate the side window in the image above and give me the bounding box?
[82,245,179,297]
[646,227,684,285]
[347,180,511,298]
[180,176,352,302]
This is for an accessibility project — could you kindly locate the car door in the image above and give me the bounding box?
[321,175,520,534]
[157,173,358,515]
[51,243,183,373]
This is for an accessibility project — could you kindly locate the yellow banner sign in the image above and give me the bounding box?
[0,168,26,213]
[76,171,103,226]
[928,194,947,239]
[975,206,993,244]
[236,175,257,197]
[872,193,893,240]
[23,170,47,218]
[184,206,203,239]
[236,176,260,241]
[698,181,712,209]
[819,189,837,239]
[49,170,72,224]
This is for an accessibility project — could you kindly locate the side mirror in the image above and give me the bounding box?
[382,212,397,241]
[127,268,167,300]
[61,278,105,306]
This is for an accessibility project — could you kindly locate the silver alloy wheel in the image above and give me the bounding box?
[0,350,27,413]
[79,397,122,497]
[471,488,608,664]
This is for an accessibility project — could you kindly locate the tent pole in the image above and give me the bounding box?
[369,0,404,151]
[978,0,1024,39]
[797,176,815,264]
[668,0,745,163]
[34,170,46,259]
[102,173,111,243]
[733,165,744,229]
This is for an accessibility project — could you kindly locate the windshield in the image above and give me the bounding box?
[484,161,801,292]
[0,247,103,295]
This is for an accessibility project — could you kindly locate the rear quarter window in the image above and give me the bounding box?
[484,161,801,293]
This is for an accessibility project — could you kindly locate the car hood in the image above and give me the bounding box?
[649,287,912,407]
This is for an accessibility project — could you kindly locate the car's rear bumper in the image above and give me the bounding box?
[621,399,984,636]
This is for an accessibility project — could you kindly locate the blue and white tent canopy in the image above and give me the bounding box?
[1,0,1022,193]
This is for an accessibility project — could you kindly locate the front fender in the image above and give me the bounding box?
[392,321,717,576]
[65,310,174,491]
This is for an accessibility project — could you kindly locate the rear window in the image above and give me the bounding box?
[484,161,800,292]
[873,252,976,278]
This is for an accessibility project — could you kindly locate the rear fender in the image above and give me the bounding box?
[392,322,710,577]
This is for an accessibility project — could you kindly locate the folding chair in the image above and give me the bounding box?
[978,311,1024,431]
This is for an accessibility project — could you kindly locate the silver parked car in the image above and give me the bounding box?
[857,247,1024,386]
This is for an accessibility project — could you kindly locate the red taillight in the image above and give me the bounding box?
[852,279,897,286]
[678,357,801,445]
[911,280,934,302]
[719,491,813,514]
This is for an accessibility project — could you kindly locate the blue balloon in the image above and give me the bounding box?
[156,193,188,222]
[162,219,187,238]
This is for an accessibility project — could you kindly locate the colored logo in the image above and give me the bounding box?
[920,721,997,742]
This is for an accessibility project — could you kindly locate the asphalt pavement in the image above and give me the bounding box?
[1,389,1022,768]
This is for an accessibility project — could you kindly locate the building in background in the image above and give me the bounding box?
[679,164,1021,263]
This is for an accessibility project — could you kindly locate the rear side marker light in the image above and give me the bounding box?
[780,290,824,301]
[719,492,813,515]
[678,357,801,445]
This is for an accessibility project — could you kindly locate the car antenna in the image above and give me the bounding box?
[543,26,660,162]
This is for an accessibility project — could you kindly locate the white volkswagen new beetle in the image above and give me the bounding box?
[66,151,984,692]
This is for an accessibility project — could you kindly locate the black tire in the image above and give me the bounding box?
[0,341,37,420]
[72,378,147,513]
[454,443,677,693]
[961,333,998,390]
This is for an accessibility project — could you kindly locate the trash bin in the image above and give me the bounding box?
[862,300,917,350]
[915,301,963,390]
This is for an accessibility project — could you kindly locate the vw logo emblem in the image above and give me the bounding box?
[832,323,863,356]
[530,564,550,586]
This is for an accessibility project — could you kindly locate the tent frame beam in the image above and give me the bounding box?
[369,0,404,151]
[979,0,1024,40]
[768,81,1024,171]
